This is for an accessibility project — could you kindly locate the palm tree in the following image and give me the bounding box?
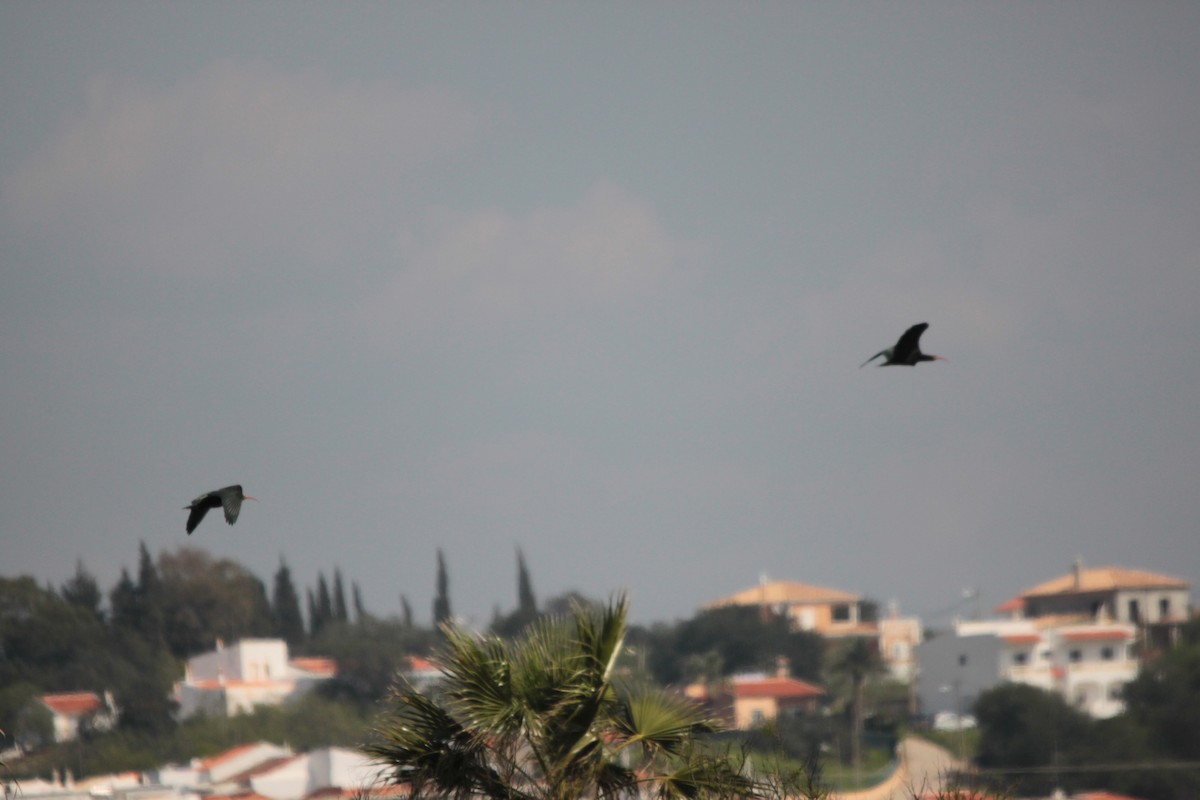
[366,595,762,800]
[828,638,885,779]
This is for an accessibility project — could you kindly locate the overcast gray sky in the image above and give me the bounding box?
[3,2,1198,628]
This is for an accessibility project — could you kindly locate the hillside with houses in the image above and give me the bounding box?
[2,545,1198,800]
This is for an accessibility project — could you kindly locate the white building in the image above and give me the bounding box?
[174,639,336,719]
[918,617,1138,719]
[917,559,1194,721]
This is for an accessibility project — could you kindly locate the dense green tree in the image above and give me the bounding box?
[315,573,334,635]
[826,638,884,775]
[974,683,1094,796]
[333,569,349,623]
[491,548,542,637]
[109,570,138,632]
[367,596,764,800]
[400,593,414,628]
[432,549,452,628]
[311,617,436,709]
[271,559,306,647]
[61,560,104,619]
[352,582,368,623]
[156,548,272,657]
[644,606,823,686]
[135,542,166,644]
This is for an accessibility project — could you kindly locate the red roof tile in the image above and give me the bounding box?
[1020,567,1187,598]
[1061,628,1133,641]
[40,692,103,716]
[732,678,824,700]
[290,657,337,675]
[1002,634,1041,645]
[200,743,265,769]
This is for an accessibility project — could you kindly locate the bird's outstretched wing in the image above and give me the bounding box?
[221,489,244,525]
[185,495,213,535]
[860,349,889,368]
[893,322,929,361]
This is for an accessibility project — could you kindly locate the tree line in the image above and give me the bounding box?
[0,543,836,750]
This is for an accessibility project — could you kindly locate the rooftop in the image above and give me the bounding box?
[731,677,824,700]
[1020,566,1188,599]
[705,579,861,609]
[40,692,104,716]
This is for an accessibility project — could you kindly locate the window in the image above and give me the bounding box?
[1101,646,1114,661]
[958,654,968,667]
[1069,649,1082,663]
[831,604,851,622]
[1159,597,1171,619]
[1128,599,1141,623]
[1013,652,1028,666]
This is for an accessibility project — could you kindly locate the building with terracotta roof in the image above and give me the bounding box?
[705,579,868,634]
[31,691,116,743]
[704,579,922,682]
[916,561,1189,721]
[1005,561,1190,629]
[174,639,336,719]
[729,675,825,729]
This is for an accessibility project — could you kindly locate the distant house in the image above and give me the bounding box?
[29,691,117,744]
[703,579,922,681]
[705,579,869,634]
[400,656,442,694]
[174,640,336,719]
[1002,561,1191,652]
[729,675,824,729]
[917,561,1190,720]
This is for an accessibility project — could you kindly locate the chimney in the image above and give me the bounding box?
[1072,558,1084,591]
[775,655,790,679]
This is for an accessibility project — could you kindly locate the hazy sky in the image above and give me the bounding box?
[3,2,1198,628]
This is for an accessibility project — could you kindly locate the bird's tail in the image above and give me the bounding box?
[860,351,886,368]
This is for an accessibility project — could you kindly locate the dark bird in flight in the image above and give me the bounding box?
[860,322,947,368]
[185,485,256,534]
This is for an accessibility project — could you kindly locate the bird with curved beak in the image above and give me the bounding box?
[861,322,947,367]
[185,485,256,534]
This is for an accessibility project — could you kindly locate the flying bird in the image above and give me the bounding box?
[860,322,947,368]
[185,485,256,534]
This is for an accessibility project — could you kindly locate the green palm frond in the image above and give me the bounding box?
[611,686,719,755]
[368,594,765,800]
[653,748,758,800]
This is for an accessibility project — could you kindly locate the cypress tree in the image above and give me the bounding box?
[315,573,333,635]
[61,559,103,619]
[271,559,306,646]
[333,569,349,623]
[352,581,367,623]
[400,594,413,628]
[516,546,537,618]
[432,549,451,627]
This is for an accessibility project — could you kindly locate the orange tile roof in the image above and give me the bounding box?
[705,580,861,609]
[732,678,824,700]
[1001,634,1041,645]
[290,657,337,675]
[1060,628,1133,641]
[227,755,302,783]
[200,743,265,769]
[1020,567,1188,598]
[40,692,103,716]
[1074,793,1147,800]
[407,656,438,672]
[993,597,1023,613]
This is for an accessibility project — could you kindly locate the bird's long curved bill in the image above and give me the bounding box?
[244,495,258,501]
